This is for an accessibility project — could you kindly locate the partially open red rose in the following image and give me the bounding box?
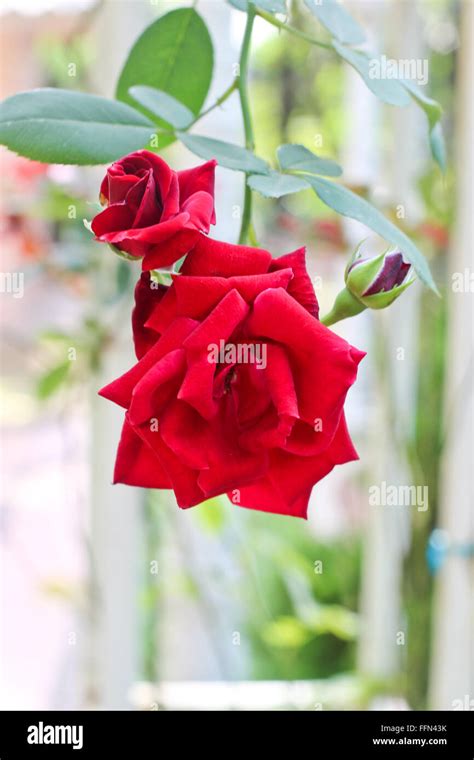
[91,150,216,270]
[100,237,365,518]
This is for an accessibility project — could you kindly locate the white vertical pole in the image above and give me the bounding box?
[83,0,154,708]
[429,0,474,710]
[356,0,424,683]
[87,334,143,709]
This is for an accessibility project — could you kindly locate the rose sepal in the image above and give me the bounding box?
[357,276,415,309]
[320,287,366,326]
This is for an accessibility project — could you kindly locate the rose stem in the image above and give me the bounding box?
[237,4,256,245]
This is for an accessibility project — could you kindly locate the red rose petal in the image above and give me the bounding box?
[132,273,167,359]
[230,415,358,518]
[181,235,272,277]
[134,421,205,508]
[141,229,199,271]
[99,317,198,408]
[113,418,171,488]
[270,247,319,318]
[248,288,365,438]
[178,159,217,224]
[91,203,135,237]
[172,269,292,320]
[128,348,186,426]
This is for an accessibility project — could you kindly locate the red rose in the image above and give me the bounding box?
[91,150,216,270]
[100,236,365,518]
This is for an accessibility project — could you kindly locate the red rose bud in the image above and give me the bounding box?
[346,247,412,305]
[91,150,217,271]
[322,245,414,326]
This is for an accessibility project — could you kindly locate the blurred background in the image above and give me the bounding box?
[0,0,472,711]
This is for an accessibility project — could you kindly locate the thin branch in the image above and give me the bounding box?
[256,8,332,50]
[193,79,239,124]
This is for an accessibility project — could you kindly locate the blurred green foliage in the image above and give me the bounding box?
[236,513,361,680]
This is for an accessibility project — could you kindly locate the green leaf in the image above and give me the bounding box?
[304,0,366,45]
[262,616,313,649]
[248,171,310,197]
[177,132,270,174]
[116,8,213,148]
[306,605,358,640]
[277,143,342,177]
[0,88,156,165]
[37,362,71,399]
[402,80,445,170]
[129,86,194,129]
[251,0,287,11]
[228,0,287,11]
[332,42,411,107]
[332,41,444,167]
[307,175,437,292]
[429,122,447,173]
[401,80,442,129]
[227,0,249,9]
[332,38,444,169]
[109,244,141,263]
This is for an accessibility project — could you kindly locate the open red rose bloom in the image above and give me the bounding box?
[99,232,365,519]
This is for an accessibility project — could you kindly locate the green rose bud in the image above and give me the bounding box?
[321,244,415,326]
